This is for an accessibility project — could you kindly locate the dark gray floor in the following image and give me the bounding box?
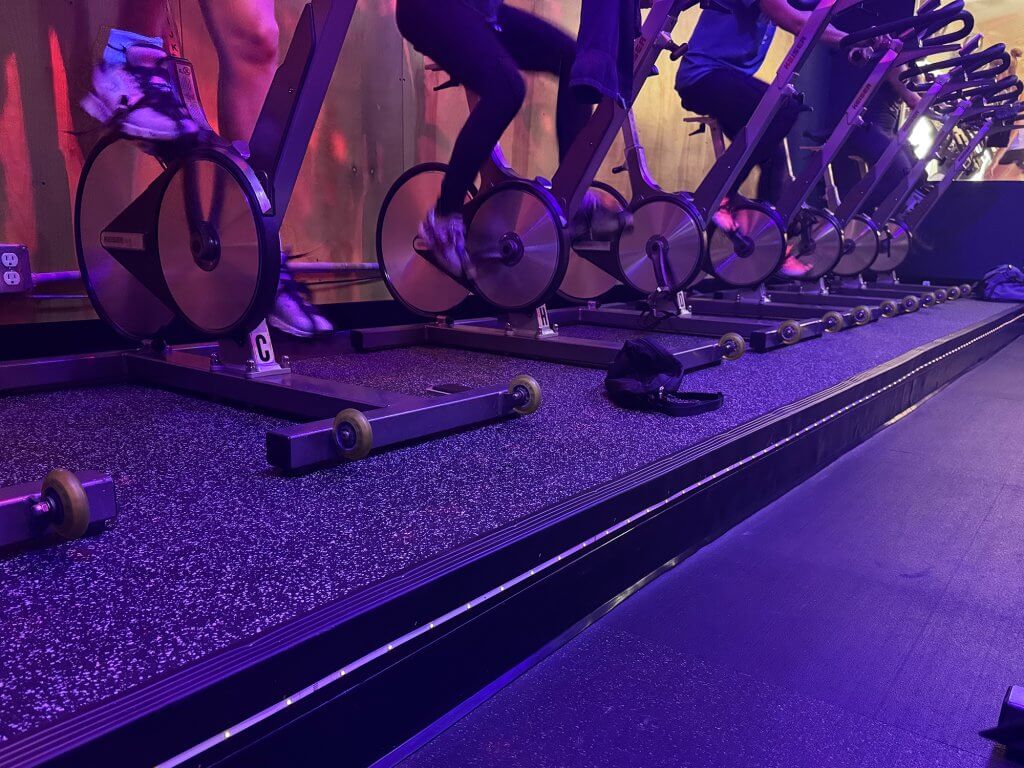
[399,335,1024,768]
[0,299,1016,746]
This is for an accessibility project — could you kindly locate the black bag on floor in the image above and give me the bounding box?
[977,265,1024,302]
[605,338,724,416]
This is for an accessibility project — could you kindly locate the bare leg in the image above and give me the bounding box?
[198,0,279,143]
[116,0,167,39]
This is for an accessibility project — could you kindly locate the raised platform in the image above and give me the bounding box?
[0,299,1021,767]
[395,336,1024,768]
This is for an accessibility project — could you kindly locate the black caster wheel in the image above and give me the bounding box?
[920,292,937,308]
[778,319,803,345]
[718,332,746,361]
[41,469,90,540]
[902,295,921,313]
[508,375,542,415]
[946,286,961,301]
[822,311,845,334]
[852,305,872,326]
[880,299,900,318]
[960,283,972,298]
[333,409,374,461]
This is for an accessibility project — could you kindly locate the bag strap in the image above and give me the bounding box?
[651,390,724,417]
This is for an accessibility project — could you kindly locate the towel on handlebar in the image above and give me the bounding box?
[571,0,641,105]
[977,264,1024,302]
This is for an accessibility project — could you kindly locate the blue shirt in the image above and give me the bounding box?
[676,0,776,91]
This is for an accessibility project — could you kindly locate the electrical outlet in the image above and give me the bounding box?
[0,245,32,293]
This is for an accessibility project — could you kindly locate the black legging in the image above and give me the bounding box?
[677,66,803,205]
[396,0,590,216]
[833,102,916,217]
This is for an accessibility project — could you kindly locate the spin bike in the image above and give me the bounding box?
[366,0,750,369]
[70,0,541,473]
[894,99,1024,251]
[678,0,973,325]
[552,0,891,348]
[764,3,988,316]
[824,54,1023,305]
[773,31,1009,312]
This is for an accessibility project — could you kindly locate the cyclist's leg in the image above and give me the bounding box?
[495,6,589,161]
[198,0,279,144]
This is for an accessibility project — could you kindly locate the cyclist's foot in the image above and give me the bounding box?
[268,270,334,338]
[711,202,738,234]
[82,33,197,141]
[572,190,633,241]
[778,253,813,278]
[418,209,475,282]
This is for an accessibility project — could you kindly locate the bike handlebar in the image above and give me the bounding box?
[840,0,971,49]
[902,43,1010,87]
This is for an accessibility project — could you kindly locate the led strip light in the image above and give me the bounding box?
[157,312,1022,768]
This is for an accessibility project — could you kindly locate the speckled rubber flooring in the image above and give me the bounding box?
[0,299,1017,746]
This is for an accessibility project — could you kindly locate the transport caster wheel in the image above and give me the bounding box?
[333,409,374,461]
[508,375,542,415]
[960,283,972,297]
[946,286,961,301]
[902,295,920,313]
[778,319,803,345]
[718,332,746,361]
[933,288,948,302]
[852,305,872,326]
[880,299,899,318]
[822,311,845,334]
[40,469,90,540]
[920,292,937,308]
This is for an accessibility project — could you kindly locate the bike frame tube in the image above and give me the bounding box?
[689,0,862,224]
[902,117,994,228]
[549,0,698,217]
[872,97,972,223]
[248,0,358,224]
[621,109,664,200]
[833,74,953,223]
[774,45,902,224]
